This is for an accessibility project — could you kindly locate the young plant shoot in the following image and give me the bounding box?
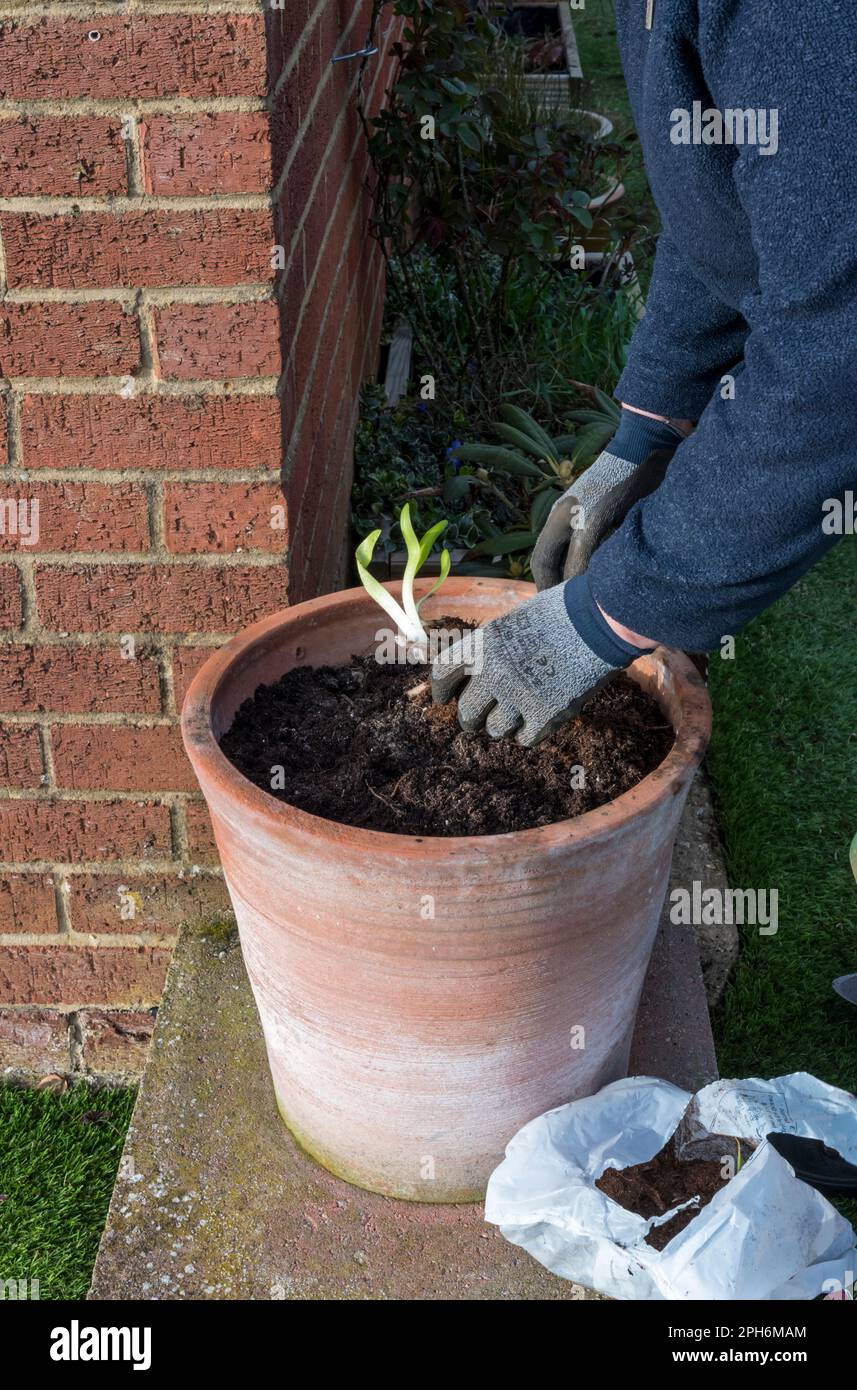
[355,503,451,659]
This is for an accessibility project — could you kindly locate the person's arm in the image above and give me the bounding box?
[590,1,857,651]
[531,238,744,592]
[616,230,748,422]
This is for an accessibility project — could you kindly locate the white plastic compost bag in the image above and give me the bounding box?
[485,1072,857,1300]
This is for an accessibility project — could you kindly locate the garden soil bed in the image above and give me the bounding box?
[219,626,674,837]
[596,1137,733,1251]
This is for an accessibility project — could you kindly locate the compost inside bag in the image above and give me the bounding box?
[484,1072,857,1301]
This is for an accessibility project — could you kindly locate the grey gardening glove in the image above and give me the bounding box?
[531,410,685,590]
[431,577,652,748]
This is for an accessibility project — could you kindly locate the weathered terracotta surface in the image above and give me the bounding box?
[181,580,711,1201]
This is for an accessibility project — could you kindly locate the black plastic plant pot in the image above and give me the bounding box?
[767,1132,857,1198]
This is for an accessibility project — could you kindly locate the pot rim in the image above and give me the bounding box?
[181,579,711,854]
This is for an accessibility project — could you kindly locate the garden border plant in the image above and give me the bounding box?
[355,0,632,410]
[447,391,620,572]
[351,1,643,579]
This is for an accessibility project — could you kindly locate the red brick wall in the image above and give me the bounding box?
[0,1,392,1080]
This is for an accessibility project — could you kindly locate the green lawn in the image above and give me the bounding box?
[0,1085,135,1300]
[708,540,857,1226]
[708,539,857,1081]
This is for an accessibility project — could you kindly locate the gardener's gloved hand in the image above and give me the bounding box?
[431,577,653,748]
[531,409,686,590]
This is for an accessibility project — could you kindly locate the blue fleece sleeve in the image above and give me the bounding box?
[589,1,857,651]
[617,231,748,421]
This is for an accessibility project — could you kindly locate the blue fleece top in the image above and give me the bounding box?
[585,0,857,650]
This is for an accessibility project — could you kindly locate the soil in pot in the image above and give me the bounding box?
[596,1136,745,1251]
[219,625,674,837]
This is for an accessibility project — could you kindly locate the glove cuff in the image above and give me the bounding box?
[563,574,655,668]
[609,409,685,467]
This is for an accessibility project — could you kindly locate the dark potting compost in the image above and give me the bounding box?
[219,625,674,837]
[596,1137,736,1251]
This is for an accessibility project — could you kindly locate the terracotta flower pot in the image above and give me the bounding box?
[181,579,711,1202]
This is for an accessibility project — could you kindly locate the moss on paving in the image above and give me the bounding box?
[189,915,238,944]
[0,1084,135,1300]
[708,538,857,1223]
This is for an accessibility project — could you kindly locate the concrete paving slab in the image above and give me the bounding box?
[677,774,740,1008]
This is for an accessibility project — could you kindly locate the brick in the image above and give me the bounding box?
[0,482,149,554]
[0,15,268,101]
[185,802,219,863]
[0,874,57,933]
[68,872,228,934]
[0,0,382,1014]
[267,0,374,185]
[0,724,44,788]
[291,378,353,559]
[0,644,161,715]
[267,1,387,165]
[288,397,355,557]
[274,89,338,238]
[286,347,343,522]
[0,116,126,197]
[2,211,275,291]
[281,238,380,551]
[282,184,364,450]
[164,482,288,554]
[296,406,355,601]
[0,302,139,378]
[35,562,286,633]
[0,564,22,628]
[156,301,281,380]
[0,800,172,863]
[283,76,373,268]
[0,396,7,467]
[287,289,355,523]
[0,944,170,1006]
[77,1008,156,1074]
[291,378,358,594]
[301,417,354,597]
[268,0,347,119]
[142,112,272,195]
[282,183,356,365]
[0,1007,69,1074]
[20,393,282,473]
[267,0,365,86]
[171,645,223,708]
[52,724,197,792]
[279,237,307,340]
